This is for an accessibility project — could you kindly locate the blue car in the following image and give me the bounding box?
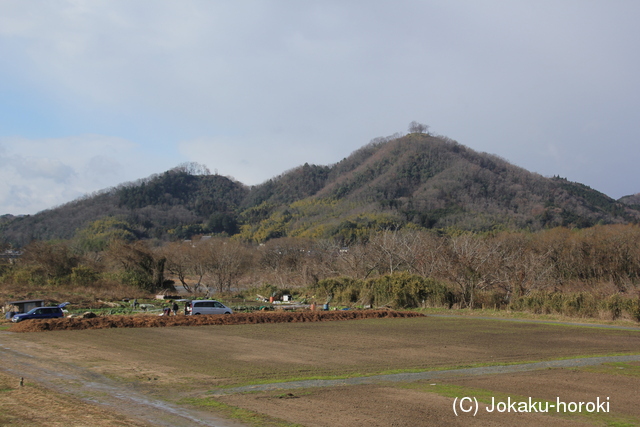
[11,303,69,323]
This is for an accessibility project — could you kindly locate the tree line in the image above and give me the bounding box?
[3,223,640,319]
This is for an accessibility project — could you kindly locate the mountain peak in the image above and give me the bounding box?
[2,133,638,245]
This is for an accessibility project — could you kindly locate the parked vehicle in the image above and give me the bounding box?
[11,302,69,322]
[188,300,233,315]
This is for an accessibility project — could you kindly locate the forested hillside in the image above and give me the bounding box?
[239,133,640,242]
[620,193,640,208]
[1,133,639,247]
[1,164,248,246]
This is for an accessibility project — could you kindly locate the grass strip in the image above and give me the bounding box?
[420,307,640,328]
[180,397,304,427]
[577,362,640,377]
[213,352,640,390]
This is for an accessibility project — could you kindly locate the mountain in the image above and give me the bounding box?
[619,193,640,208]
[1,166,249,246]
[2,133,639,246]
[240,133,640,241]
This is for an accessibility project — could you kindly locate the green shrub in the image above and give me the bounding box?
[606,294,624,320]
[10,266,47,287]
[314,273,453,309]
[620,297,640,322]
[70,265,99,286]
[511,291,639,320]
[117,269,155,291]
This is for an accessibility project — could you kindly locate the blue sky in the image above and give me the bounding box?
[1,0,639,215]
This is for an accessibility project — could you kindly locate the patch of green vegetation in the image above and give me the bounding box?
[577,362,640,377]
[214,354,640,391]
[372,361,542,377]
[374,368,432,376]
[554,352,640,360]
[373,353,640,376]
[213,373,365,389]
[403,383,500,402]
[418,307,640,328]
[66,305,164,316]
[180,397,303,427]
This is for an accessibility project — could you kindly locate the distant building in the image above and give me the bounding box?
[0,250,22,263]
[4,299,45,315]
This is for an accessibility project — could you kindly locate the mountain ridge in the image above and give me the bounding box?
[2,133,638,246]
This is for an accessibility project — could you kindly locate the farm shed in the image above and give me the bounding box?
[4,299,45,315]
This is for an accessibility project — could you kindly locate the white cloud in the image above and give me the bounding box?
[0,134,174,214]
[1,0,640,212]
[178,133,340,186]
[15,157,76,183]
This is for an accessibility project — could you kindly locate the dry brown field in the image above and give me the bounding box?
[1,314,640,426]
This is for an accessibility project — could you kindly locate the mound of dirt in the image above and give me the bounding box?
[9,310,424,332]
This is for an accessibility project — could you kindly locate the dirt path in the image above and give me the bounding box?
[210,354,640,395]
[0,335,245,427]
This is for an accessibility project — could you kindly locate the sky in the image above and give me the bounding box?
[1,0,639,215]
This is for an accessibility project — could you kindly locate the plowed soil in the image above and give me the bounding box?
[217,384,592,427]
[8,309,423,332]
[3,315,640,426]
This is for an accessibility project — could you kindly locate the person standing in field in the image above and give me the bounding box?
[172,300,179,315]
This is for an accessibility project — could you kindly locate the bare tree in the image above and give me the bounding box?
[299,239,339,286]
[336,241,380,280]
[172,162,211,175]
[409,231,446,277]
[408,121,430,134]
[161,241,206,293]
[369,229,420,275]
[199,238,251,294]
[493,232,553,301]
[435,234,500,308]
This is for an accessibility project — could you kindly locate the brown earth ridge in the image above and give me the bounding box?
[9,309,424,333]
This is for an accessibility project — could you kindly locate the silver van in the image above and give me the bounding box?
[188,300,233,315]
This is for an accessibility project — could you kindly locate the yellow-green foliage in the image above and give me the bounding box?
[70,265,99,286]
[315,276,363,304]
[291,223,327,239]
[287,199,340,238]
[74,217,136,251]
[510,291,640,320]
[7,265,47,286]
[241,198,343,241]
[314,273,453,309]
[239,201,277,223]
[364,272,453,308]
[331,213,403,243]
[241,210,292,243]
[289,198,338,216]
[240,197,405,242]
